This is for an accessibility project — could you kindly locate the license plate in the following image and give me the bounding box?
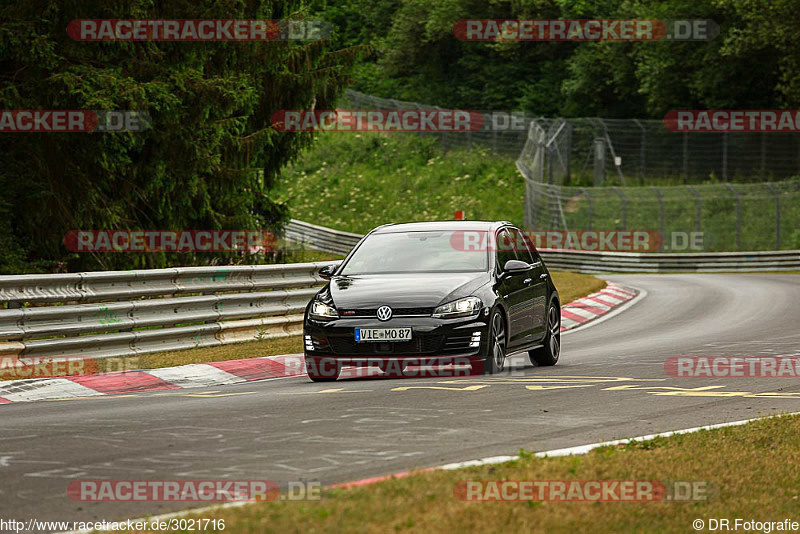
[355,328,412,342]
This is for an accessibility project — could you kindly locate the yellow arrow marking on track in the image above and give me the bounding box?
[525,385,594,391]
[295,388,372,394]
[179,391,255,398]
[745,392,800,399]
[391,385,488,392]
[603,385,726,392]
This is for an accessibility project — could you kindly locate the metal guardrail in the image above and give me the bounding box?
[285,220,800,273]
[285,219,363,256]
[0,262,340,361]
[536,249,800,273]
[2,221,797,363]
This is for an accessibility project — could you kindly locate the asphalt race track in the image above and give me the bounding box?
[2,274,799,528]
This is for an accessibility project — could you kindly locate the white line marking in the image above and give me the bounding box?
[62,411,800,532]
[438,411,800,469]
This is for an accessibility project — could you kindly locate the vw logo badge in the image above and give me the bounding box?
[376,306,392,321]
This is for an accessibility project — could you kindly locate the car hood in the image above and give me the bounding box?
[326,272,491,310]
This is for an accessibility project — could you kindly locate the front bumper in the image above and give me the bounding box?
[303,313,490,364]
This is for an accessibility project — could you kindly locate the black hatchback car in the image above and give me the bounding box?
[302,221,560,381]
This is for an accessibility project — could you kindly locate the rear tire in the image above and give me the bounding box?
[483,311,507,375]
[306,356,340,382]
[528,299,560,367]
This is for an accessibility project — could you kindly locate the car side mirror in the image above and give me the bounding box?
[503,259,530,274]
[318,264,337,280]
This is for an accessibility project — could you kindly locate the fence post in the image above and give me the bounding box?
[593,138,605,185]
[612,187,627,230]
[686,185,702,233]
[634,119,646,181]
[683,132,689,182]
[582,188,593,230]
[436,106,448,152]
[492,117,498,153]
[760,134,767,180]
[722,132,728,181]
[765,183,781,249]
[724,183,741,250]
[566,122,573,181]
[652,187,664,239]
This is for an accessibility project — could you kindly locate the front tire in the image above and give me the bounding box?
[529,299,560,366]
[483,311,507,374]
[306,356,341,382]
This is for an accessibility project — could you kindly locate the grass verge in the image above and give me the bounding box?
[278,131,800,251]
[0,271,603,380]
[276,132,522,234]
[125,412,800,533]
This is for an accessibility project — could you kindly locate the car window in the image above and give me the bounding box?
[340,230,488,274]
[495,229,519,270]
[509,228,536,264]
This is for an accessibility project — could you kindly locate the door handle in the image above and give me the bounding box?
[540,273,549,280]
[523,278,532,285]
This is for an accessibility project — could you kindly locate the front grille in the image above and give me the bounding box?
[329,335,444,355]
[339,307,434,317]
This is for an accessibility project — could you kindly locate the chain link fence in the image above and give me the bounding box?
[517,118,800,251]
[523,117,800,186]
[341,89,531,156]
[338,90,800,251]
[521,174,800,251]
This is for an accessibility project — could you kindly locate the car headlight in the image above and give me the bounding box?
[432,296,482,319]
[310,300,338,320]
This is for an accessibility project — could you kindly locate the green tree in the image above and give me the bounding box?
[0,0,362,273]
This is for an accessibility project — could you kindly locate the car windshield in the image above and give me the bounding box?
[340,230,488,274]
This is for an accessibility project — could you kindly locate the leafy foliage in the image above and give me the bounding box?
[321,0,797,116]
[0,0,362,273]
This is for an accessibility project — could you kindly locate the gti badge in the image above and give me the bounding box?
[376,306,392,321]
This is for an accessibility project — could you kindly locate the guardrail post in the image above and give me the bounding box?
[612,187,627,230]
[765,183,781,248]
[686,185,702,233]
[725,183,741,250]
